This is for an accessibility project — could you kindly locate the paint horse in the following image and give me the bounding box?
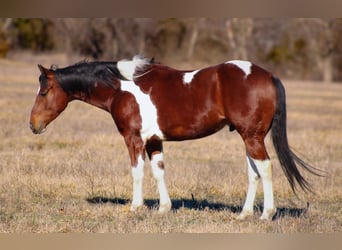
[30,57,320,220]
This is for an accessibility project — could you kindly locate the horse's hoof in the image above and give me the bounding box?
[158,202,172,214]
[236,210,253,220]
[259,208,276,221]
[130,204,143,212]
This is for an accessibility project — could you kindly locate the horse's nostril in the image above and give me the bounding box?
[29,121,46,134]
[29,122,34,131]
[30,122,39,134]
[30,123,37,134]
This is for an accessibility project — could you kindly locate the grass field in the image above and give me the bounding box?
[0,54,341,232]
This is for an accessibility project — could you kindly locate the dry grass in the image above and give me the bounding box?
[0,54,341,232]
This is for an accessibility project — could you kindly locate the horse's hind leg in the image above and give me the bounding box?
[146,139,172,214]
[248,157,275,220]
[238,137,276,220]
[236,155,261,220]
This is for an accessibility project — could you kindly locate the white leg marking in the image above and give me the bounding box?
[121,81,164,142]
[131,155,145,211]
[117,55,149,80]
[150,153,171,213]
[255,159,276,220]
[226,60,252,76]
[183,70,200,84]
[237,156,260,220]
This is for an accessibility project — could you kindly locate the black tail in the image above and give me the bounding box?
[271,76,323,193]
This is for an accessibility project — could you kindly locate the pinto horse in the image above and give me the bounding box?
[30,57,321,220]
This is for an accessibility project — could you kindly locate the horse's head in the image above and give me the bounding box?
[29,64,69,134]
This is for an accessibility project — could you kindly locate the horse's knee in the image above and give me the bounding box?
[131,155,144,180]
[151,152,165,179]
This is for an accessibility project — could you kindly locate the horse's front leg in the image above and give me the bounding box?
[146,139,172,214]
[130,155,145,211]
[124,134,146,211]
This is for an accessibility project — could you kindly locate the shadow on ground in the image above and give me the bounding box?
[86,196,309,221]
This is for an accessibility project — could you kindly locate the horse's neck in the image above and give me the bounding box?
[71,84,116,112]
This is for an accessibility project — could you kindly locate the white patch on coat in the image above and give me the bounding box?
[226,60,252,76]
[183,70,200,84]
[117,55,149,81]
[121,80,164,142]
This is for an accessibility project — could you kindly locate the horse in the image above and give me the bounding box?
[29,57,321,220]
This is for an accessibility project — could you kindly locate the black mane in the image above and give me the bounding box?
[53,61,126,96]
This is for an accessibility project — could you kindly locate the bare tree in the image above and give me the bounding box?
[285,18,334,81]
[225,18,253,60]
[4,18,340,82]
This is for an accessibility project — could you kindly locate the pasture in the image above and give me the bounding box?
[0,54,341,232]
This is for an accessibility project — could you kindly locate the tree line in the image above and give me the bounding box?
[1,18,341,82]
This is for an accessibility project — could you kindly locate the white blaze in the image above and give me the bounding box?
[226,60,252,76]
[120,80,164,142]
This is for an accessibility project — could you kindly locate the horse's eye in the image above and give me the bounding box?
[39,88,49,96]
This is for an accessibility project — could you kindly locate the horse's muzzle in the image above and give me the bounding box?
[30,121,46,134]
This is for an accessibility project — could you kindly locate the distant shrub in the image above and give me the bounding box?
[0,23,9,57]
[12,18,54,51]
[266,42,292,65]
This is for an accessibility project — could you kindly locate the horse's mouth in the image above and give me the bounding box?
[30,122,47,134]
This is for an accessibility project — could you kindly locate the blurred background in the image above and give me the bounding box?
[0,18,341,82]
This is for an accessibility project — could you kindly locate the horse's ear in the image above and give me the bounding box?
[38,64,52,76]
[38,64,45,73]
